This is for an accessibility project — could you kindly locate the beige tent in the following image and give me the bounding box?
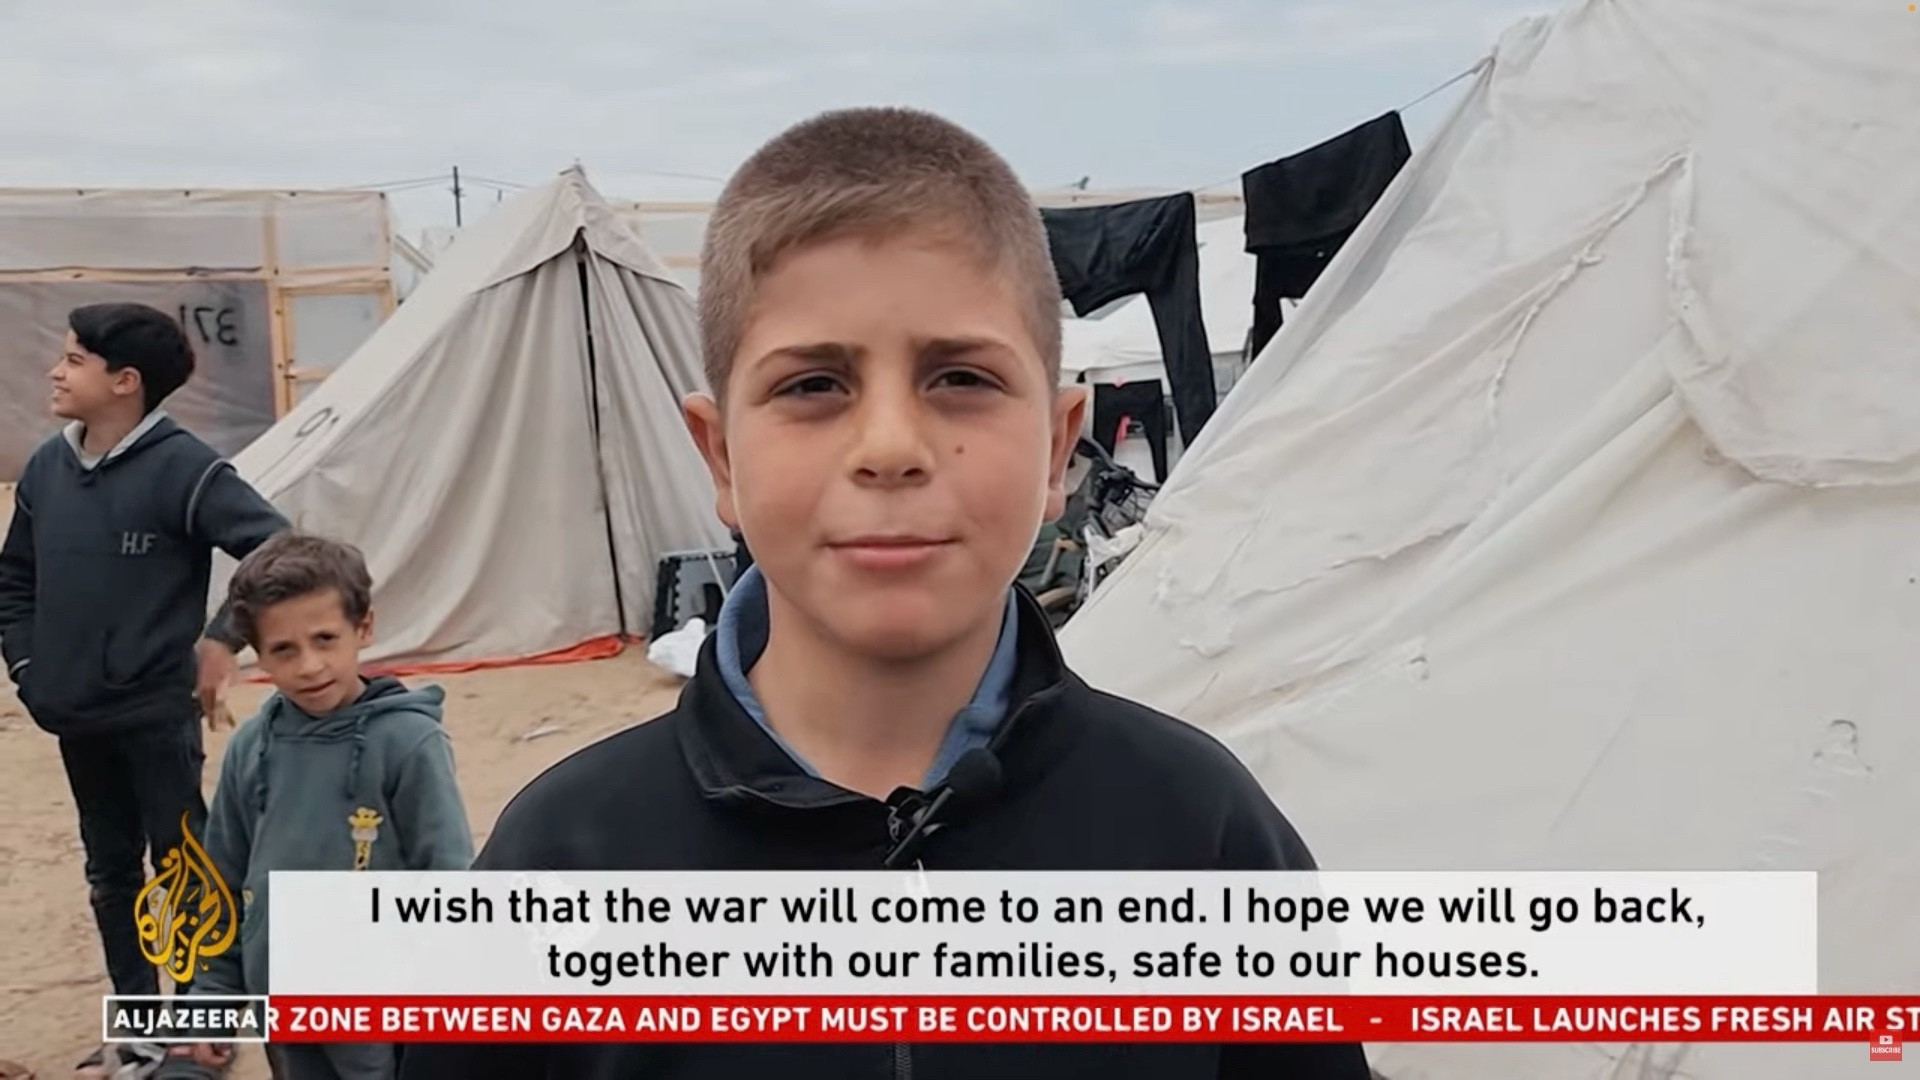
[0,185,397,479]
[214,167,730,670]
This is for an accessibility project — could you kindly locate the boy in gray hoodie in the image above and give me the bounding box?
[169,532,474,1080]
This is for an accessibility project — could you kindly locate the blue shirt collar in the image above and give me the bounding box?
[714,564,1020,791]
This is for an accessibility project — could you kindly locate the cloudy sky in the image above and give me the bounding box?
[0,0,1549,234]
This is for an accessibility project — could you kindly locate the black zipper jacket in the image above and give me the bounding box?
[397,589,1373,1079]
[0,417,287,736]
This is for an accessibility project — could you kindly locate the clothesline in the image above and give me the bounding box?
[1052,67,1425,439]
[1184,57,1491,198]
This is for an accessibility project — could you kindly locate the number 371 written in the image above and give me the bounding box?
[177,305,239,347]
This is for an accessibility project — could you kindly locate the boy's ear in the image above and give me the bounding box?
[1044,384,1091,521]
[355,610,375,648]
[681,392,741,531]
[109,365,143,400]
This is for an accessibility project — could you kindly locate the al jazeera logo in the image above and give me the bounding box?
[136,812,237,981]
[101,814,269,1045]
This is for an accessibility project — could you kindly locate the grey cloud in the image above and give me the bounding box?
[0,0,1546,220]
[1130,0,1548,65]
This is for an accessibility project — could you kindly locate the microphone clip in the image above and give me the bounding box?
[883,788,948,870]
[881,748,1004,871]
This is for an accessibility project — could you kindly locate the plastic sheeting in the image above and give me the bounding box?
[0,187,394,479]
[0,279,276,476]
[1060,1,1920,1076]
[210,168,730,669]
[286,291,387,406]
[0,187,387,272]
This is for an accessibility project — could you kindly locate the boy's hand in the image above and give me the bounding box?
[195,638,237,728]
[168,1042,235,1070]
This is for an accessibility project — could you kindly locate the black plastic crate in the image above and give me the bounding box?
[650,548,739,641]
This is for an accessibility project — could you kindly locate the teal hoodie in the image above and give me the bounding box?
[192,676,475,998]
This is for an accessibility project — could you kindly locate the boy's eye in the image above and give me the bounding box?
[777,374,845,397]
[932,368,997,390]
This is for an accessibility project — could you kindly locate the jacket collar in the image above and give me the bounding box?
[676,584,1083,813]
[62,410,175,470]
[714,564,1022,789]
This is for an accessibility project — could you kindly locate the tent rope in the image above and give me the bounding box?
[1399,57,1488,114]
[1186,56,1492,196]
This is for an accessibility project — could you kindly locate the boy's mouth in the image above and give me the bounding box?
[826,534,956,572]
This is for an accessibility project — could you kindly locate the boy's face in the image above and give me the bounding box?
[252,588,374,716]
[685,230,1086,663]
[48,331,139,421]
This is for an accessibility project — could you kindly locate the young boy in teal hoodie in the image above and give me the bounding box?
[171,532,474,1080]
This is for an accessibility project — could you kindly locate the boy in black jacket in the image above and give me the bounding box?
[399,109,1371,1079]
[0,303,288,1075]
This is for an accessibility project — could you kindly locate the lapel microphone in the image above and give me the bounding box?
[883,748,1004,870]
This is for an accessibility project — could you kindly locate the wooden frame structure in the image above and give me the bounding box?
[0,185,396,412]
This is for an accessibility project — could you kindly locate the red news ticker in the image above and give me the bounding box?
[261,996,1920,1044]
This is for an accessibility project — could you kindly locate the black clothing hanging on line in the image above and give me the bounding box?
[1042,193,1217,444]
[1092,381,1170,483]
[1241,111,1412,359]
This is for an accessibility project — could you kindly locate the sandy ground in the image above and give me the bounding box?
[0,483,688,1079]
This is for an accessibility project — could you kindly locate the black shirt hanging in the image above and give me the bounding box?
[1042,193,1218,445]
[1241,111,1412,359]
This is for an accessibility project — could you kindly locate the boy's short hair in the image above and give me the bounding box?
[67,303,197,413]
[699,106,1063,397]
[227,531,374,648]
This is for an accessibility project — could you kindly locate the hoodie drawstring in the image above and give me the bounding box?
[245,679,423,821]
[345,715,368,801]
[252,717,273,818]
[249,699,370,812]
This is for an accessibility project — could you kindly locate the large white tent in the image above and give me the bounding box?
[214,167,729,670]
[1062,0,1920,1076]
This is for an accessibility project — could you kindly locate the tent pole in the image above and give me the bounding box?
[575,238,632,641]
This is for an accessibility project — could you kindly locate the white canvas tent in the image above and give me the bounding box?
[215,167,729,670]
[1062,1,1920,1076]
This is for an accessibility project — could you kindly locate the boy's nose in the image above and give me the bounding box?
[849,389,933,485]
